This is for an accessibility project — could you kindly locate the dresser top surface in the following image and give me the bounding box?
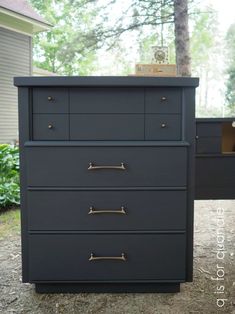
[14,76,199,87]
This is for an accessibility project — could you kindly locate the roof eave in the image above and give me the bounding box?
[0,6,52,35]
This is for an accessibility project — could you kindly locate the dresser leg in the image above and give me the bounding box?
[35,283,180,294]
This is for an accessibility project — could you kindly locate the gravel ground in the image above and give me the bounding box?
[0,200,234,314]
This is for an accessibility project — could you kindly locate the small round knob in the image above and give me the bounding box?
[195,135,199,139]
[48,124,53,129]
[161,123,166,128]
[47,96,53,101]
[161,96,167,101]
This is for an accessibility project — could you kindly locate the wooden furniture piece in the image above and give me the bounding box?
[135,64,177,77]
[195,118,235,200]
[14,76,199,293]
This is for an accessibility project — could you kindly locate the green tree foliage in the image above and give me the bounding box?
[136,6,223,116]
[30,0,98,75]
[190,8,223,116]
[136,7,218,69]
[30,0,194,75]
[0,145,20,209]
[190,9,218,72]
[225,24,235,112]
[94,0,193,75]
[94,0,180,69]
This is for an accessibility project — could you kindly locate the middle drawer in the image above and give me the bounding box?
[27,190,187,231]
[26,146,187,187]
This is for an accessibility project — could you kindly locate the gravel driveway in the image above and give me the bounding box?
[0,200,234,314]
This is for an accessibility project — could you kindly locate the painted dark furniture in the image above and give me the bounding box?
[195,118,235,199]
[14,76,199,293]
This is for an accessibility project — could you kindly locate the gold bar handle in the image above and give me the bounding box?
[88,206,126,215]
[89,253,126,261]
[88,162,126,170]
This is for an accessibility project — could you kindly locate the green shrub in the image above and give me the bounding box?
[0,144,20,209]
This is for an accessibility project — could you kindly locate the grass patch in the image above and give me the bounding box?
[0,208,20,240]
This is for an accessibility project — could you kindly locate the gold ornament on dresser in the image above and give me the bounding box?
[135,46,177,77]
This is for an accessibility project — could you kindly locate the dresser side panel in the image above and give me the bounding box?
[18,87,31,282]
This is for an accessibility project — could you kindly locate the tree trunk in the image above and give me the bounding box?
[174,0,191,76]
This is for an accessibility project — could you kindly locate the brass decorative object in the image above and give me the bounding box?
[151,46,169,64]
[133,45,176,77]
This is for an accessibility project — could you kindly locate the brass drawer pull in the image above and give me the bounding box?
[89,253,126,261]
[88,162,126,170]
[88,206,126,215]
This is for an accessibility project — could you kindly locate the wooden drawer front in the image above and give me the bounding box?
[28,190,187,231]
[70,88,144,113]
[196,137,221,154]
[195,156,235,199]
[196,122,221,137]
[29,234,186,281]
[33,88,69,113]
[70,114,144,140]
[145,88,182,114]
[196,156,235,188]
[26,147,187,187]
[145,114,181,140]
[33,114,69,140]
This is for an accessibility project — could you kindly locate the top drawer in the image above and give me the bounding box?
[70,88,144,113]
[145,87,182,113]
[33,88,69,113]
[32,87,182,114]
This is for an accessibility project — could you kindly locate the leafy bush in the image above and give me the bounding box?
[0,144,20,209]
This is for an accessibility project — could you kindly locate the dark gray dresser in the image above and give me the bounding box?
[195,118,235,199]
[14,76,199,293]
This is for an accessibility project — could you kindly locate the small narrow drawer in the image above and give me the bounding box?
[70,87,144,113]
[196,122,221,137]
[33,114,69,140]
[196,137,221,154]
[70,114,144,140]
[33,88,69,113]
[145,114,181,140]
[28,190,187,231]
[145,88,182,114]
[28,234,186,281]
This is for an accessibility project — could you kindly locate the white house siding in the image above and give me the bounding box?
[0,27,31,143]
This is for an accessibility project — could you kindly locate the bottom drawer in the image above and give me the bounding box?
[28,234,186,281]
